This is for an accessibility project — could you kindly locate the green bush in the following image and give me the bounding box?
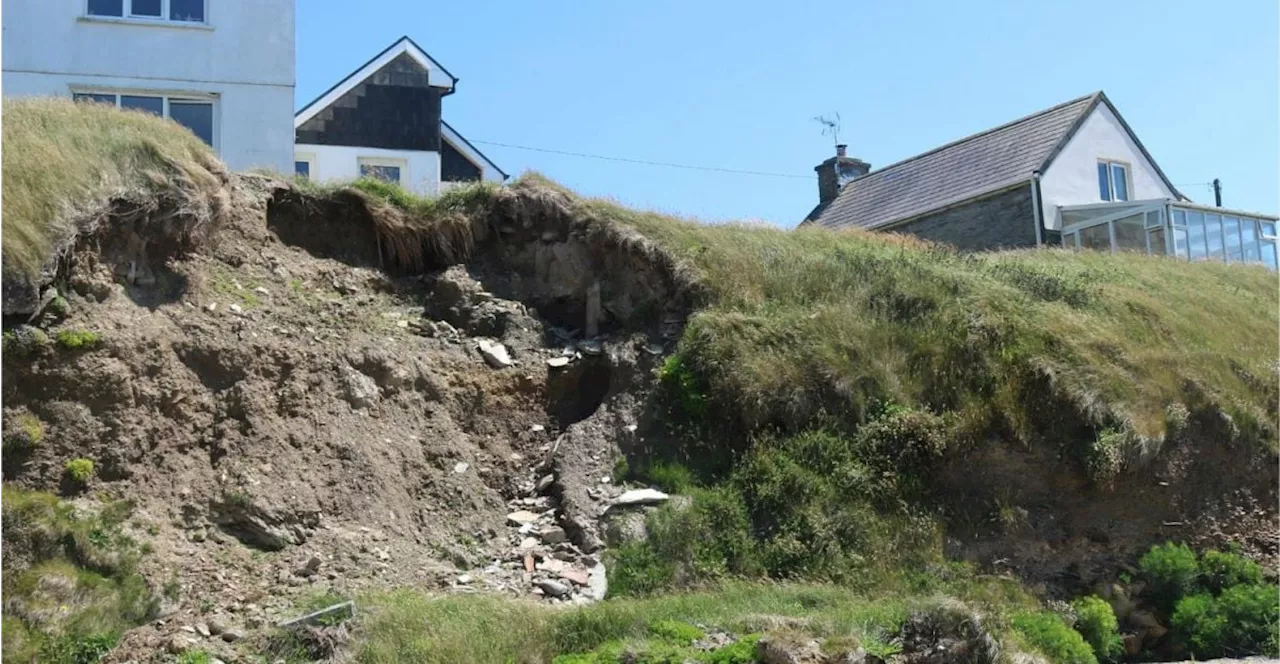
[1071,596,1123,663]
[701,634,762,664]
[64,458,95,484]
[1012,611,1098,664]
[1139,542,1200,612]
[176,651,216,664]
[3,326,50,358]
[36,632,117,664]
[608,541,676,597]
[637,460,698,494]
[1199,549,1264,595]
[1172,584,1280,658]
[3,412,45,454]
[648,620,704,645]
[54,329,102,351]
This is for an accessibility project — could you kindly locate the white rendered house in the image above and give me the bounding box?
[293,36,506,196]
[1,0,297,173]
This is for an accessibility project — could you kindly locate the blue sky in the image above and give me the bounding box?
[298,0,1279,226]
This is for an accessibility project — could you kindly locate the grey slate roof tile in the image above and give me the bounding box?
[805,93,1100,230]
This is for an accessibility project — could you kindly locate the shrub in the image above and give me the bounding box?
[1171,584,1280,658]
[1199,549,1264,595]
[1072,596,1123,663]
[36,632,118,664]
[701,634,762,664]
[64,458,95,484]
[853,407,947,492]
[658,355,708,418]
[1012,611,1098,664]
[3,412,45,454]
[177,651,216,664]
[1139,542,1200,612]
[55,329,102,350]
[608,541,676,597]
[648,619,704,645]
[3,326,50,357]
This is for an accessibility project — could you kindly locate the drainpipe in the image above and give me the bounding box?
[1030,171,1045,247]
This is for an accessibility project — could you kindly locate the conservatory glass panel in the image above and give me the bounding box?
[1079,223,1111,251]
[1241,219,1260,261]
[1262,240,1278,270]
[1222,216,1242,262]
[1185,210,1207,260]
[1113,214,1146,253]
[1147,228,1166,255]
[1204,214,1224,258]
[1172,228,1188,258]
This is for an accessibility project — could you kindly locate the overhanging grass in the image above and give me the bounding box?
[1,97,225,278]
[567,187,1278,451]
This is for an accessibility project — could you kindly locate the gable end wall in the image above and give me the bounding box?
[883,185,1037,251]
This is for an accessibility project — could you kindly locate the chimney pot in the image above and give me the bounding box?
[836,144,847,157]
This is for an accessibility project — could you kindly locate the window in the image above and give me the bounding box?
[1079,224,1111,251]
[1222,216,1242,262]
[358,158,405,184]
[1241,218,1260,261]
[86,0,205,22]
[1171,208,1189,259]
[294,161,311,178]
[73,92,214,147]
[1098,160,1129,202]
[1185,210,1207,260]
[1113,214,1146,253]
[1204,213,1224,259]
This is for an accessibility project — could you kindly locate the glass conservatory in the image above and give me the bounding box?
[1059,200,1279,270]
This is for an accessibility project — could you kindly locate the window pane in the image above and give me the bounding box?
[87,0,123,16]
[1172,208,1186,227]
[169,101,213,145]
[1241,219,1260,261]
[360,164,401,184]
[73,93,116,105]
[1114,214,1146,253]
[1147,228,1166,256]
[130,0,161,16]
[170,0,205,21]
[1111,164,1128,201]
[1186,210,1206,260]
[1204,213,1223,259]
[1262,221,1277,238]
[1079,223,1111,251]
[1222,216,1242,262]
[121,95,163,116]
[1097,163,1111,201]
[1144,210,1162,229]
[294,161,310,178]
[1173,228,1188,258]
[1262,240,1278,271]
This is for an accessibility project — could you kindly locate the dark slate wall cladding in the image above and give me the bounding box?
[885,185,1038,252]
[441,140,481,182]
[296,53,442,151]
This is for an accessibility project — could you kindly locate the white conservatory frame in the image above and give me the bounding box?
[1059,198,1279,269]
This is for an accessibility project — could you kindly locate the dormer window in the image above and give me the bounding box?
[87,0,205,23]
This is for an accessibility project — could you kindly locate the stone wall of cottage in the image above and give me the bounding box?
[887,185,1038,251]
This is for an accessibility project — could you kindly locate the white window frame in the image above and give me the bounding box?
[85,0,208,25]
[1098,159,1131,202]
[71,88,218,151]
[358,157,408,185]
[293,152,316,180]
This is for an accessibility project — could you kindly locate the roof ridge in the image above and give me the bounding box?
[848,91,1100,185]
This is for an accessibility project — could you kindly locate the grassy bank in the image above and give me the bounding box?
[1,97,226,278]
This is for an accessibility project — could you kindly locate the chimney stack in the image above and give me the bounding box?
[815,145,870,205]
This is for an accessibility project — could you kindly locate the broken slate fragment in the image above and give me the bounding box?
[506,510,540,526]
[534,579,571,597]
[538,526,567,544]
[559,568,590,586]
[546,356,571,368]
[477,339,514,368]
[453,462,470,474]
[611,488,670,508]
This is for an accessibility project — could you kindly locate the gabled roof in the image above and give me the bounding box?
[804,91,1185,230]
[295,36,458,128]
[443,120,508,181]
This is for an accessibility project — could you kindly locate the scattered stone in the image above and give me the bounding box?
[536,474,554,494]
[507,510,540,526]
[534,579,571,598]
[195,622,211,637]
[339,366,380,409]
[643,343,664,355]
[518,537,539,551]
[546,356,571,368]
[559,568,590,586]
[228,304,243,315]
[453,462,470,474]
[756,633,825,664]
[538,526,568,544]
[523,553,536,573]
[253,286,270,296]
[207,619,227,636]
[477,339,514,368]
[205,303,218,312]
[578,339,603,356]
[530,424,545,433]
[167,635,194,654]
[599,476,611,485]
[456,574,473,585]
[221,629,244,643]
[611,488,670,508]
[584,561,608,601]
[278,600,356,628]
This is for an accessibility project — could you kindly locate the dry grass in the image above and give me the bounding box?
[1,97,227,279]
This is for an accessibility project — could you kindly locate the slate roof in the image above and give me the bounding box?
[805,92,1122,230]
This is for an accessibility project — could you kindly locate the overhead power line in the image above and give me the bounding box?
[468,139,814,180]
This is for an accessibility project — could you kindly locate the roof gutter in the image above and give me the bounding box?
[1031,170,1045,247]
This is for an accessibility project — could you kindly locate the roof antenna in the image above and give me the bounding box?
[814,113,841,150]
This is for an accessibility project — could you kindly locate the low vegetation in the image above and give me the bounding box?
[0,488,155,663]
[1,97,227,280]
[53,329,103,351]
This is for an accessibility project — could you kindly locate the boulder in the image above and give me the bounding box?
[339,366,380,409]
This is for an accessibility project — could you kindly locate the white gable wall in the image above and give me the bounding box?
[1039,103,1175,230]
[1,0,295,172]
[295,144,442,196]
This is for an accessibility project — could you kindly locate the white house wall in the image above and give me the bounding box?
[1,0,295,172]
[1039,103,1175,231]
[296,144,443,196]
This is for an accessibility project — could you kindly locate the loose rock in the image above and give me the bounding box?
[477,339,513,368]
[534,579,571,597]
[506,510,540,526]
[611,488,670,508]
